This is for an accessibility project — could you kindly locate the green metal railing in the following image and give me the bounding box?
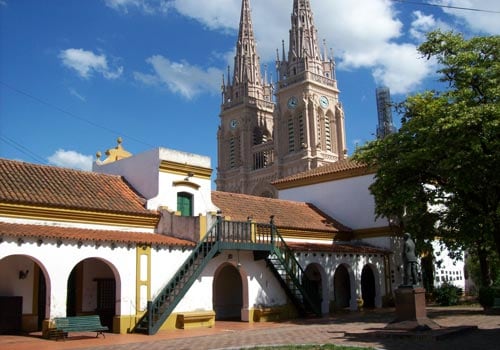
[136,215,319,334]
[267,217,322,316]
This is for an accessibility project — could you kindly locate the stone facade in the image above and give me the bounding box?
[217,0,346,197]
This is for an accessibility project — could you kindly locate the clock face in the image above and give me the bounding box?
[319,96,329,109]
[287,96,298,109]
[230,119,238,129]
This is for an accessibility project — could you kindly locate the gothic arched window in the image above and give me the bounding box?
[229,135,240,169]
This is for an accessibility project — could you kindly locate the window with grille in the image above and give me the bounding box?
[317,115,322,148]
[288,117,295,152]
[325,115,332,152]
[229,136,239,168]
[298,114,305,147]
[96,279,115,310]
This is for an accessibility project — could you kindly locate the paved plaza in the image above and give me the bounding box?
[1,306,499,350]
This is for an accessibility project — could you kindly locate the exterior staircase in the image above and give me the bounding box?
[134,224,220,335]
[265,222,322,317]
[135,217,320,335]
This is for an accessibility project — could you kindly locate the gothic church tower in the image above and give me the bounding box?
[217,0,276,197]
[275,0,346,177]
[217,0,346,197]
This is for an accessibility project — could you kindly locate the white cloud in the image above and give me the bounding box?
[435,0,500,34]
[0,1,7,7]
[138,0,499,96]
[167,0,434,95]
[59,48,123,80]
[134,55,223,99]
[48,149,93,171]
[410,11,452,41]
[104,0,172,14]
[372,43,437,94]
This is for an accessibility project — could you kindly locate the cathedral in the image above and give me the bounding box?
[217,0,346,197]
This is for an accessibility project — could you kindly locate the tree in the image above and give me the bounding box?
[354,31,500,286]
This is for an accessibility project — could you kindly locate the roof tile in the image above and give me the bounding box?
[287,241,390,255]
[273,159,373,186]
[0,222,195,247]
[0,158,154,216]
[212,191,351,233]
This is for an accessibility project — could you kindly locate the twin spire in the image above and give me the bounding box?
[222,0,335,103]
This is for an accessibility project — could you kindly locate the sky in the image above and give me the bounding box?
[1,0,499,181]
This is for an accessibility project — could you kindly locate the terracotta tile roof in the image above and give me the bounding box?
[0,222,195,247]
[272,159,374,188]
[0,158,155,217]
[211,191,351,233]
[286,241,390,255]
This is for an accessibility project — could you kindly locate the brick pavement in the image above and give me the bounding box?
[1,306,499,350]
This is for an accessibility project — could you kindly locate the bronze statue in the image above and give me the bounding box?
[402,232,418,286]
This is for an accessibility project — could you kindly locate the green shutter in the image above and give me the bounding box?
[177,193,193,216]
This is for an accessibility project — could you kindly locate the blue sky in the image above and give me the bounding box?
[1,0,499,179]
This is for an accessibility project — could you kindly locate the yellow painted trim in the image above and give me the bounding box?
[0,203,159,228]
[136,245,152,317]
[279,228,347,241]
[175,311,215,329]
[21,314,38,333]
[158,312,179,330]
[273,165,376,190]
[199,214,207,241]
[172,180,201,190]
[159,160,212,179]
[113,315,137,334]
[353,226,396,239]
[251,304,298,322]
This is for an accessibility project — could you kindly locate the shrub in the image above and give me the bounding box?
[478,286,500,308]
[433,283,462,306]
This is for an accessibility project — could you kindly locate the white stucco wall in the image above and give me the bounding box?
[296,251,387,311]
[152,250,288,314]
[0,237,137,319]
[93,147,217,214]
[278,174,387,230]
[0,255,35,314]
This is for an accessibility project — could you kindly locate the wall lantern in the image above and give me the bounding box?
[18,269,29,280]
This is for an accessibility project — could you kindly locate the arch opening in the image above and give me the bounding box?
[361,265,376,308]
[0,255,49,333]
[213,264,243,321]
[333,264,351,310]
[67,258,118,331]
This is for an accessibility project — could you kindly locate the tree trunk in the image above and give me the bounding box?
[477,247,491,287]
[493,219,500,260]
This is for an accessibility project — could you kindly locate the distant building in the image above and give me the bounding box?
[375,87,396,139]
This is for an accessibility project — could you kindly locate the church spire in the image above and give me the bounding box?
[277,0,336,83]
[289,0,321,64]
[222,0,271,103]
[233,0,262,88]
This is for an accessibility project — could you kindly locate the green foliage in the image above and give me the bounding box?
[433,283,462,306]
[466,250,500,288]
[478,286,500,308]
[354,31,500,285]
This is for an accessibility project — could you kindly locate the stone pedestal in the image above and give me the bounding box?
[386,286,440,331]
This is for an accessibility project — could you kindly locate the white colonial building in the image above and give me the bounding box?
[0,143,391,336]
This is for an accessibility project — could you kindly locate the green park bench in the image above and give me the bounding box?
[493,298,500,310]
[51,315,108,340]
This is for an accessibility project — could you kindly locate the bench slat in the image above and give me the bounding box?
[52,315,108,340]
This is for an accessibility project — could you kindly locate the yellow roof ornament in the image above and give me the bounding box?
[96,137,132,165]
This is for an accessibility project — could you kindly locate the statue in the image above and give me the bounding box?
[402,232,419,286]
